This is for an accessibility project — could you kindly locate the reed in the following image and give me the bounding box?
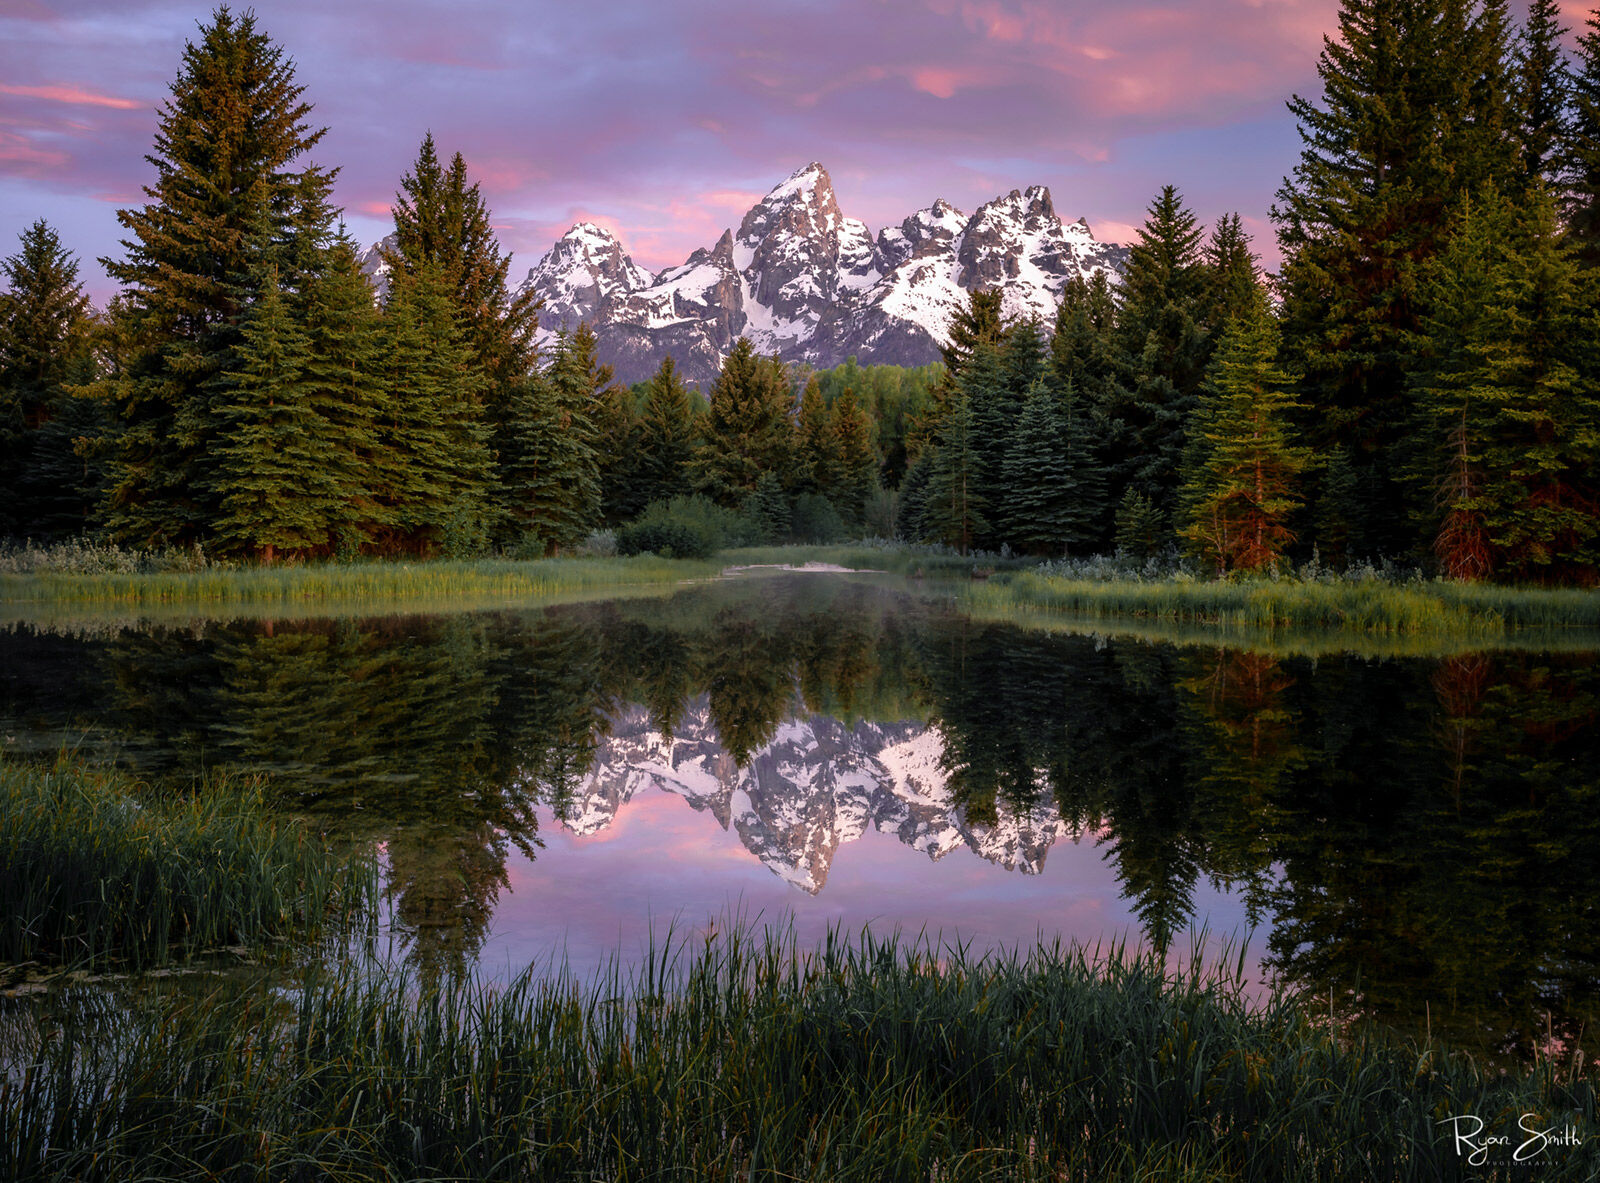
[969,569,1600,637]
[4,925,1594,1180]
[0,554,720,609]
[0,757,370,971]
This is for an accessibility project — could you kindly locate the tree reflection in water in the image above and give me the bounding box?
[1,574,1596,1059]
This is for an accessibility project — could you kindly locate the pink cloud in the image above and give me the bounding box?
[0,82,140,109]
[0,129,68,171]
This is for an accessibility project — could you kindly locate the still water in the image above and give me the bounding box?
[3,572,1597,1061]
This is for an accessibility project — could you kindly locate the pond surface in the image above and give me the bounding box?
[3,572,1597,1061]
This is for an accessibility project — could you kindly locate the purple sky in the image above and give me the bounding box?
[2,0,1591,306]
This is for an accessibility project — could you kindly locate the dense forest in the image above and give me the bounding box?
[3,1,1600,583]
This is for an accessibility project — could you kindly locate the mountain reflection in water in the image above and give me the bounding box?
[2,573,1597,1062]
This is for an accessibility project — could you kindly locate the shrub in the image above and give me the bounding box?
[616,519,713,560]
[791,494,846,544]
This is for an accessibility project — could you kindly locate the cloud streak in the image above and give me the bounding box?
[0,0,1344,300]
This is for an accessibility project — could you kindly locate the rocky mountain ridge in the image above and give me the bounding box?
[361,163,1126,385]
[546,698,1077,894]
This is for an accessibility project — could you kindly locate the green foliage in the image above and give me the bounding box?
[741,470,792,543]
[922,387,988,553]
[0,755,364,970]
[377,263,493,554]
[1116,186,1209,522]
[790,492,847,544]
[1115,488,1167,562]
[633,355,698,510]
[5,924,1594,1181]
[618,493,762,558]
[1513,0,1571,192]
[690,338,796,505]
[1565,7,1600,260]
[0,220,102,539]
[1274,0,1519,553]
[211,268,338,560]
[1413,188,1600,582]
[98,6,331,548]
[1179,299,1312,574]
[383,132,540,391]
[811,356,942,486]
[1001,378,1106,556]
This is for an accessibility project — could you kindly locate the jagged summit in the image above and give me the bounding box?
[552,699,1074,894]
[362,163,1126,384]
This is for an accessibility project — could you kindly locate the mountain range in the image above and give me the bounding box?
[545,697,1080,894]
[361,162,1127,386]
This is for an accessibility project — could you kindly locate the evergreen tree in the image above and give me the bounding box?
[212,268,336,560]
[1565,8,1600,258]
[1414,188,1600,582]
[922,388,988,554]
[1114,489,1167,562]
[742,470,792,543]
[1201,212,1262,331]
[634,355,697,508]
[1178,298,1311,575]
[1513,0,1572,193]
[1000,381,1076,555]
[384,133,540,391]
[99,6,331,546]
[939,288,1008,381]
[1274,0,1519,554]
[595,380,646,526]
[689,338,795,505]
[378,263,493,555]
[794,375,832,493]
[300,233,391,554]
[896,449,933,541]
[0,220,98,537]
[537,325,606,545]
[825,386,879,527]
[1117,187,1209,524]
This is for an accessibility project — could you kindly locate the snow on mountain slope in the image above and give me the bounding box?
[499,162,1127,385]
[547,699,1073,894]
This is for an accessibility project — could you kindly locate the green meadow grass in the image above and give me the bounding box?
[0,554,720,610]
[0,757,370,972]
[3,925,1593,1181]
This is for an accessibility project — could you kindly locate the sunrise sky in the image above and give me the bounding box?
[1,0,1591,304]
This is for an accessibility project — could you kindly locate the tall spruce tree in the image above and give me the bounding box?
[1178,297,1311,575]
[378,263,493,555]
[922,387,988,554]
[1117,187,1209,523]
[634,355,697,508]
[100,6,331,546]
[1274,0,1519,555]
[1414,188,1600,582]
[384,133,540,391]
[690,338,795,505]
[300,233,391,554]
[794,375,833,494]
[212,267,336,560]
[1566,8,1600,258]
[824,386,879,527]
[1513,0,1572,193]
[1001,381,1081,555]
[0,220,99,538]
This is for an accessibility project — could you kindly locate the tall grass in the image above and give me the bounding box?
[4,925,1594,1180]
[0,757,370,971]
[0,554,719,609]
[969,568,1600,636]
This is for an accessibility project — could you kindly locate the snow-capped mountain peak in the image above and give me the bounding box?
[356,163,1128,383]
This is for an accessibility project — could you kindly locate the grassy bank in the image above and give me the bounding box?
[3,929,1594,1181]
[0,553,720,610]
[0,758,369,972]
[969,567,1600,637]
